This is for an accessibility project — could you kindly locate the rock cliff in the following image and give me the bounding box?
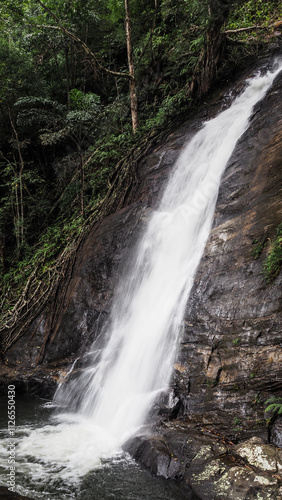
[171,64,282,441]
[1,57,282,499]
[124,62,282,499]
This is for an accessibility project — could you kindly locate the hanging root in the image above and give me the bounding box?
[0,126,171,357]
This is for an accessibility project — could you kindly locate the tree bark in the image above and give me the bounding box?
[190,0,240,97]
[124,0,138,133]
[9,111,25,249]
[0,231,4,272]
[80,152,85,219]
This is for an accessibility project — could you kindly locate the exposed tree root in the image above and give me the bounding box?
[0,125,173,357]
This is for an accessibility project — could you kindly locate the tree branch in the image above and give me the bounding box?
[224,25,263,34]
[37,0,133,80]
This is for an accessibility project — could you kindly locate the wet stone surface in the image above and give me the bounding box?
[1,55,282,500]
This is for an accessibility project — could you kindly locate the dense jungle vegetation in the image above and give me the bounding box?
[0,0,281,350]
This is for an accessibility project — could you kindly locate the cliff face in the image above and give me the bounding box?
[172,68,282,440]
[2,62,282,415]
[1,58,282,497]
[124,67,282,499]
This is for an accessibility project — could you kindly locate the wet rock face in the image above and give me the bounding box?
[125,430,282,500]
[172,69,282,440]
[0,57,282,500]
[1,61,282,450]
[270,416,282,448]
[0,486,33,499]
[124,435,182,479]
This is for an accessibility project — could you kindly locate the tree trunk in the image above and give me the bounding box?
[190,0,234,97]
[65,45,70,110]
[14,178,20,250]
[0,230,4,272]
[19,164,24,246]
[124,0,138,133]
[9,111,25,249]
[80,152,85,219]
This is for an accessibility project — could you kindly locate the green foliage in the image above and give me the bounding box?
[251,239,265,260]
[206,378,217,387]
[144,89,189,130]
[232,416,242,431]
[15,96,66,132]
[263,224,282,282]
[265,396,282,416]
[0,214,84,313]
[0,39,37,106]
[232,338,240,346]
[227,0,282,31]
[14,92,101,148]
[253,393,263,405]
[69,89,100,111]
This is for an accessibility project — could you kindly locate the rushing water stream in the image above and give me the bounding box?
[1,60,282,499]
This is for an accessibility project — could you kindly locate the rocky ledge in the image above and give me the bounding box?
[0,487,34,499]
[124,425,282,499]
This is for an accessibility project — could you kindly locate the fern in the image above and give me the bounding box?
[265,396,282,415]
[14,96,65,111]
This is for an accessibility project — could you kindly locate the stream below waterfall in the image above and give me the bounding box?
[0,395,191,499]
[1,60,282,500]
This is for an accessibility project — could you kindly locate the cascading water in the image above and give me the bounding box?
[2,60,282,496]
[56,60,282,440]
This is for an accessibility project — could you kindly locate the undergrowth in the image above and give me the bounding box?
[263,223,282,282]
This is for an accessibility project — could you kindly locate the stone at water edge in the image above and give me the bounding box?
[270,416,282,449]
[0,486,34,500]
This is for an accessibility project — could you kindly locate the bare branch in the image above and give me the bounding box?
[37,0,133,80]
[224,25,263,34]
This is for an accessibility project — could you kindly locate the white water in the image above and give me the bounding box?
[9,61,282,485]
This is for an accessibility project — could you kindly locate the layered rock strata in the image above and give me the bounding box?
[1,58,282,500]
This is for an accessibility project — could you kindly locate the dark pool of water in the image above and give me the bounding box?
[0,395,193,499]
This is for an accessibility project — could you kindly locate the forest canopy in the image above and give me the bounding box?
[0,0,281,347]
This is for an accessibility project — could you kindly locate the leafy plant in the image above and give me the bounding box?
[233,416,243,431]
[265,396,282,416]
[227,0,282,30]
[263,223,282,282]
[145,89,188,130]
[69,89,100,111]
[0,214,84,315]
[251,238,265,259]
[232,338,240,346]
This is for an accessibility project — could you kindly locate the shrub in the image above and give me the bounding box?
[265,396,282,416]
[263,223,282,282]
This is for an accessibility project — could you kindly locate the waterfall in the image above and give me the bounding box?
[15,60,282,483]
